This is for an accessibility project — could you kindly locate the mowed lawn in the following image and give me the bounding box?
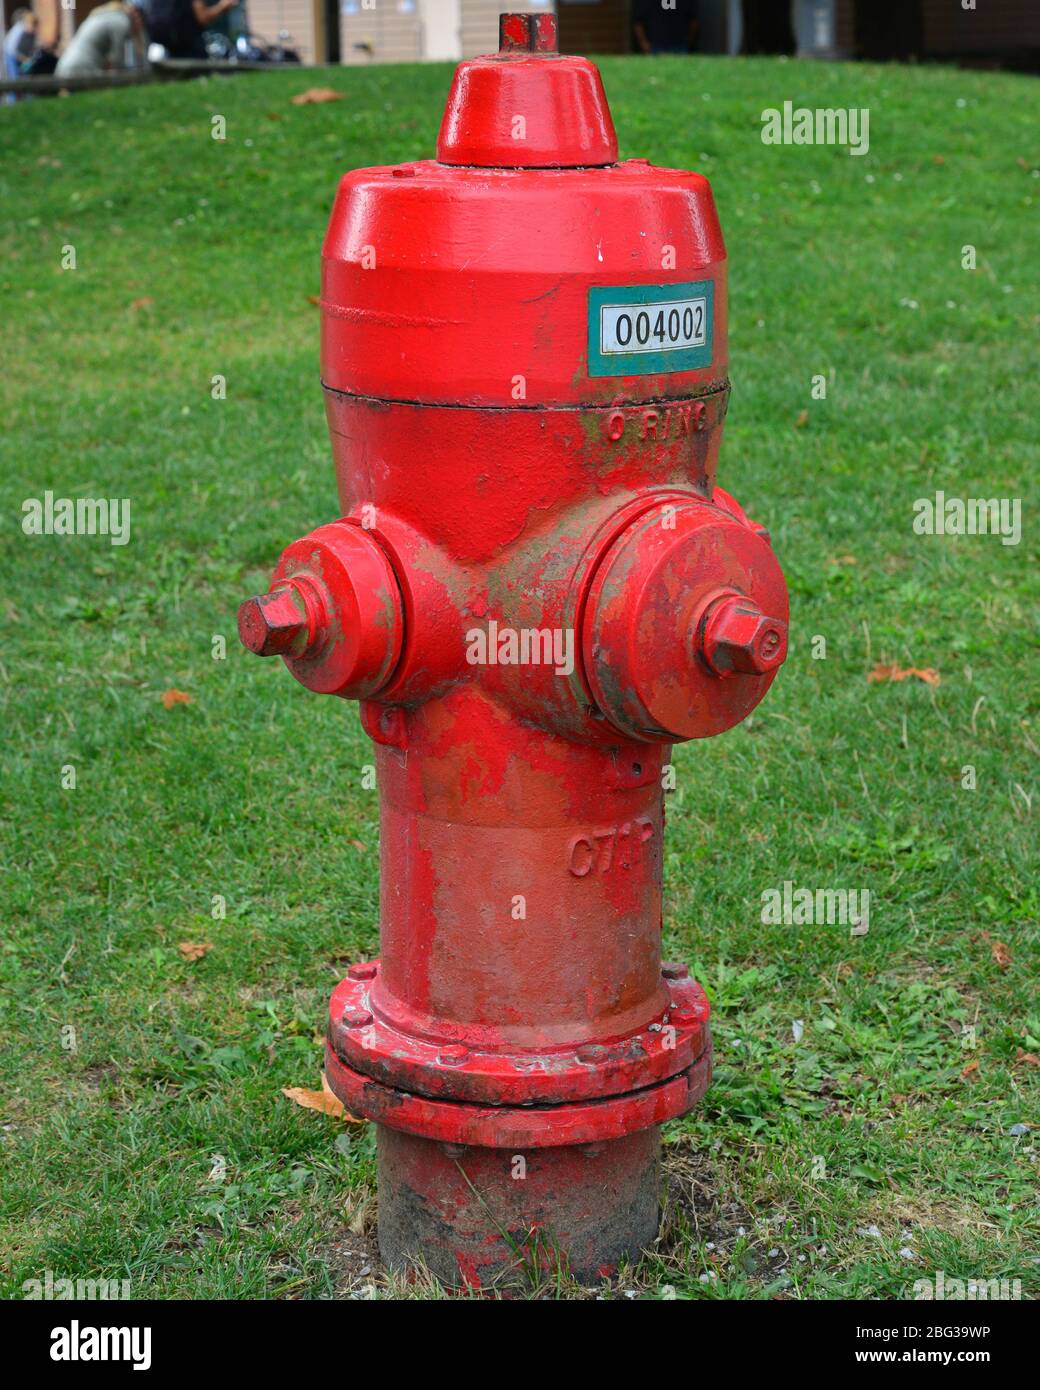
[0,54,1037,1300]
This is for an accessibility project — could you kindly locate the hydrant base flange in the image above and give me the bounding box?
[324,1043,712,1149]
[328,964,710,1107]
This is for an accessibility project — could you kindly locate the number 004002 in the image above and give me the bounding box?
[600,298,706,355]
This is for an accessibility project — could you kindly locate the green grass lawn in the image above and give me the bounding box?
[1,53,1037,1300]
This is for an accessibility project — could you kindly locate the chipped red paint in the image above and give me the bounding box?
[238,15,788,1286]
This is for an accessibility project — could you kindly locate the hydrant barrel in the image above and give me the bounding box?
[239,11,786,1288]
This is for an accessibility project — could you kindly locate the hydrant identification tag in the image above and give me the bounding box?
[587,280,714,377]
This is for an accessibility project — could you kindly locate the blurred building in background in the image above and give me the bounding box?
[242,0,1039,71]
[5,0,1038,72]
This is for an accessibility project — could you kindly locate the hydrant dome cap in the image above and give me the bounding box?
[437,14,618,168]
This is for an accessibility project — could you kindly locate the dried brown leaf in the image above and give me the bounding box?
[291,88,344,106]
[161,688,192,709]
[867,664,940,688]
[282,1071,365,1122]
[178,941,213,961]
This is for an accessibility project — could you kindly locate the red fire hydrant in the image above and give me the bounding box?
[239,12,787,1287]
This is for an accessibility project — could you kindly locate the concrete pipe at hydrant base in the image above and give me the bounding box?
[238,12,788,1289]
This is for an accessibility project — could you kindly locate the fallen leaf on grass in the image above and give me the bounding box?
[350,839,367,853]
[282,1085,343,1118]
[306,294,321,306]
[161,688,192,709]
[282,1071,364,1122]
[178,941,213,961]
[129,296,153,311]
[291,88,343,105]
[1014,1049,1040,1067]
[867,664,940,688]
[990,939,1011,969]
[960,1059,980,1081]
[794,409,809,428]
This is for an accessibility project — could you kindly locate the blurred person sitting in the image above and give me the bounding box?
[145,0,239,61]
[4,7,37,97]
[55,1,146,77]
[633,0,699,56]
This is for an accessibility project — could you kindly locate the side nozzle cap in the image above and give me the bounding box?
[238,522,403,701]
